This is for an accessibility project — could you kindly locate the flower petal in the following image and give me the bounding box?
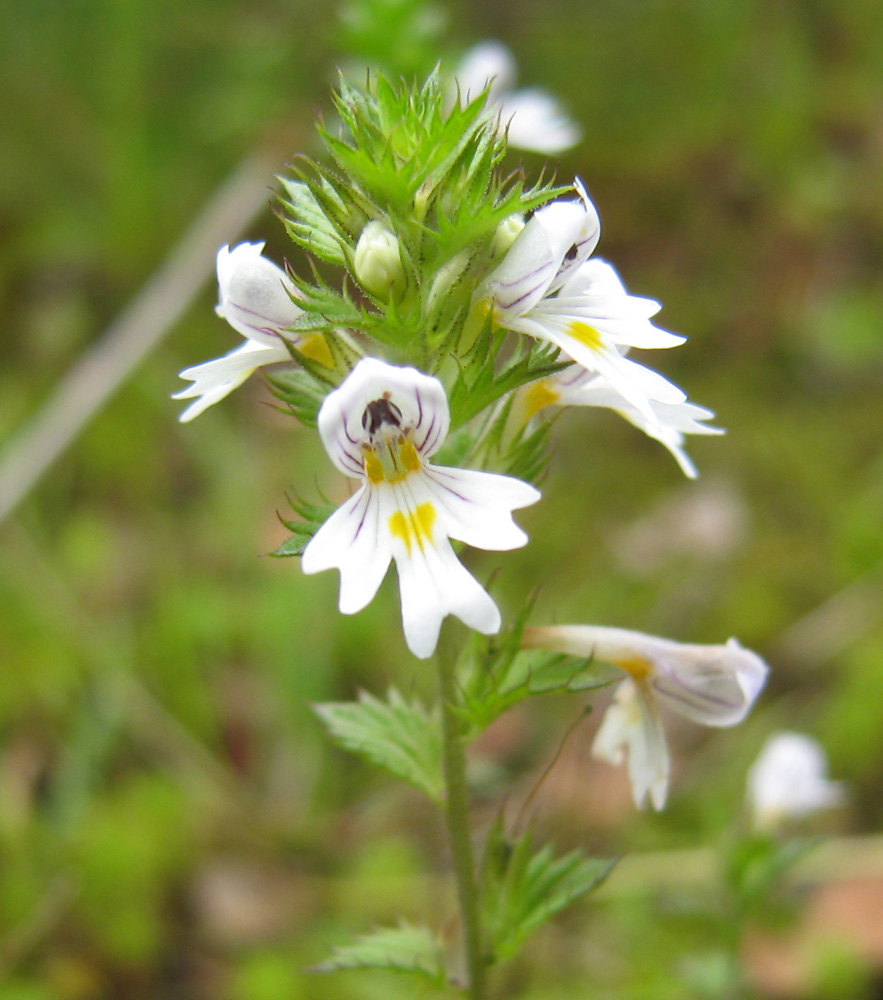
[593,680,670,810]
[553,376,723,479]
[301,485,393,614]
[483,181,600,318]
[453,40,517,104]
[652,637,768,727]
[216,242,302,346]
[394,535,501,658]
[421,466,540,550]
[173,340,291,422]
[498,88,582,154]
[317,358,450,478]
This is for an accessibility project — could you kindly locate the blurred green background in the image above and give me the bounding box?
[2,0,883,997]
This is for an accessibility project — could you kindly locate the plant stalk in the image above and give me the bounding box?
[436,627,486,1000]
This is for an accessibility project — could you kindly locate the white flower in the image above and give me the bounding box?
[174,242,331,422]
[353,221,404,298]
[747,732,845,832]
[522,624,769,810]
[513,262,722,478]
[453,41,581,154]
[302,358,541,658]
[481,191,690,425]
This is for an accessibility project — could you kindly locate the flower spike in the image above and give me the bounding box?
[303,359,541,659]
[522,624,768,809]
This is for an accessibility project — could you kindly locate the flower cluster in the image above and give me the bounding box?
[175,74,764,809]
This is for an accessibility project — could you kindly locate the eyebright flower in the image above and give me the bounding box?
[353,221,404,299]
[174,242,330,422]
[482,189,689,425]
[747,732,844,832]
[513,263,722,478]
[522,624,769,810]
[453,41,582,154]
[302,358,541,659]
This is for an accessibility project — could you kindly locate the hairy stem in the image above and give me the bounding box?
[437,626,486,999]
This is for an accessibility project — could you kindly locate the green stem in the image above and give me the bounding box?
[436,626,486,1000]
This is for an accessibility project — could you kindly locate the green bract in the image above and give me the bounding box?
[276,72,567,379]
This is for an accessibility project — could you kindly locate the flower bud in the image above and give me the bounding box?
[216,242,301,347]
[353,221,404,298]
[491,213,525,258]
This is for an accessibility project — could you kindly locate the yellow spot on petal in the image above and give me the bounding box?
[616,655,654,682]
[567,321,604,352]
[389,503,437,556]
[363,435,422,484]
[400,438,420,473]
[299,334,334,367]
[477,298,504,327]
[365,451,385,484]
[522,379,562,421]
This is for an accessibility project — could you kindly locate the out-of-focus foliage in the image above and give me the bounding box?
[2,0,883,997]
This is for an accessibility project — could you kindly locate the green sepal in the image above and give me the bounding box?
[322,72,494,220]
[265,326,362,425]
[460,601,619,735]
[270,492,337,557]
[481,821,617,964]
[313,921,448,985]
[314,689,445,803]
[284,274,367,336]
[498,413,555,484]
[448,336,570,432]
[265,368,327,428]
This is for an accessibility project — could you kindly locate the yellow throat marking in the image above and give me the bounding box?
[616,655,654,682]
[522,379,562,421]
[566,321,604,352]
[298,334,334,367]
[389,503,437,555]
[364,437,421,484]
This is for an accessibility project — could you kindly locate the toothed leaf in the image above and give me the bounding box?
[314,922,447,985]
[314,689,444,802]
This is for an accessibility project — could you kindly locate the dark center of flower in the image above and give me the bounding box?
[361,396,402,436]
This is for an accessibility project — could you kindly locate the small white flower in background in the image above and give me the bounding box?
[522,624,769,810]
[453,41,582,155]
[353,221,404,299]
[302,358,541,659]
[513,261,722,478]
[482,188,690,426]
[748,732,845,832]
[175,242,331,422]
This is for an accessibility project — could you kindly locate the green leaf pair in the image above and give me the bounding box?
[481,821,617,964]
